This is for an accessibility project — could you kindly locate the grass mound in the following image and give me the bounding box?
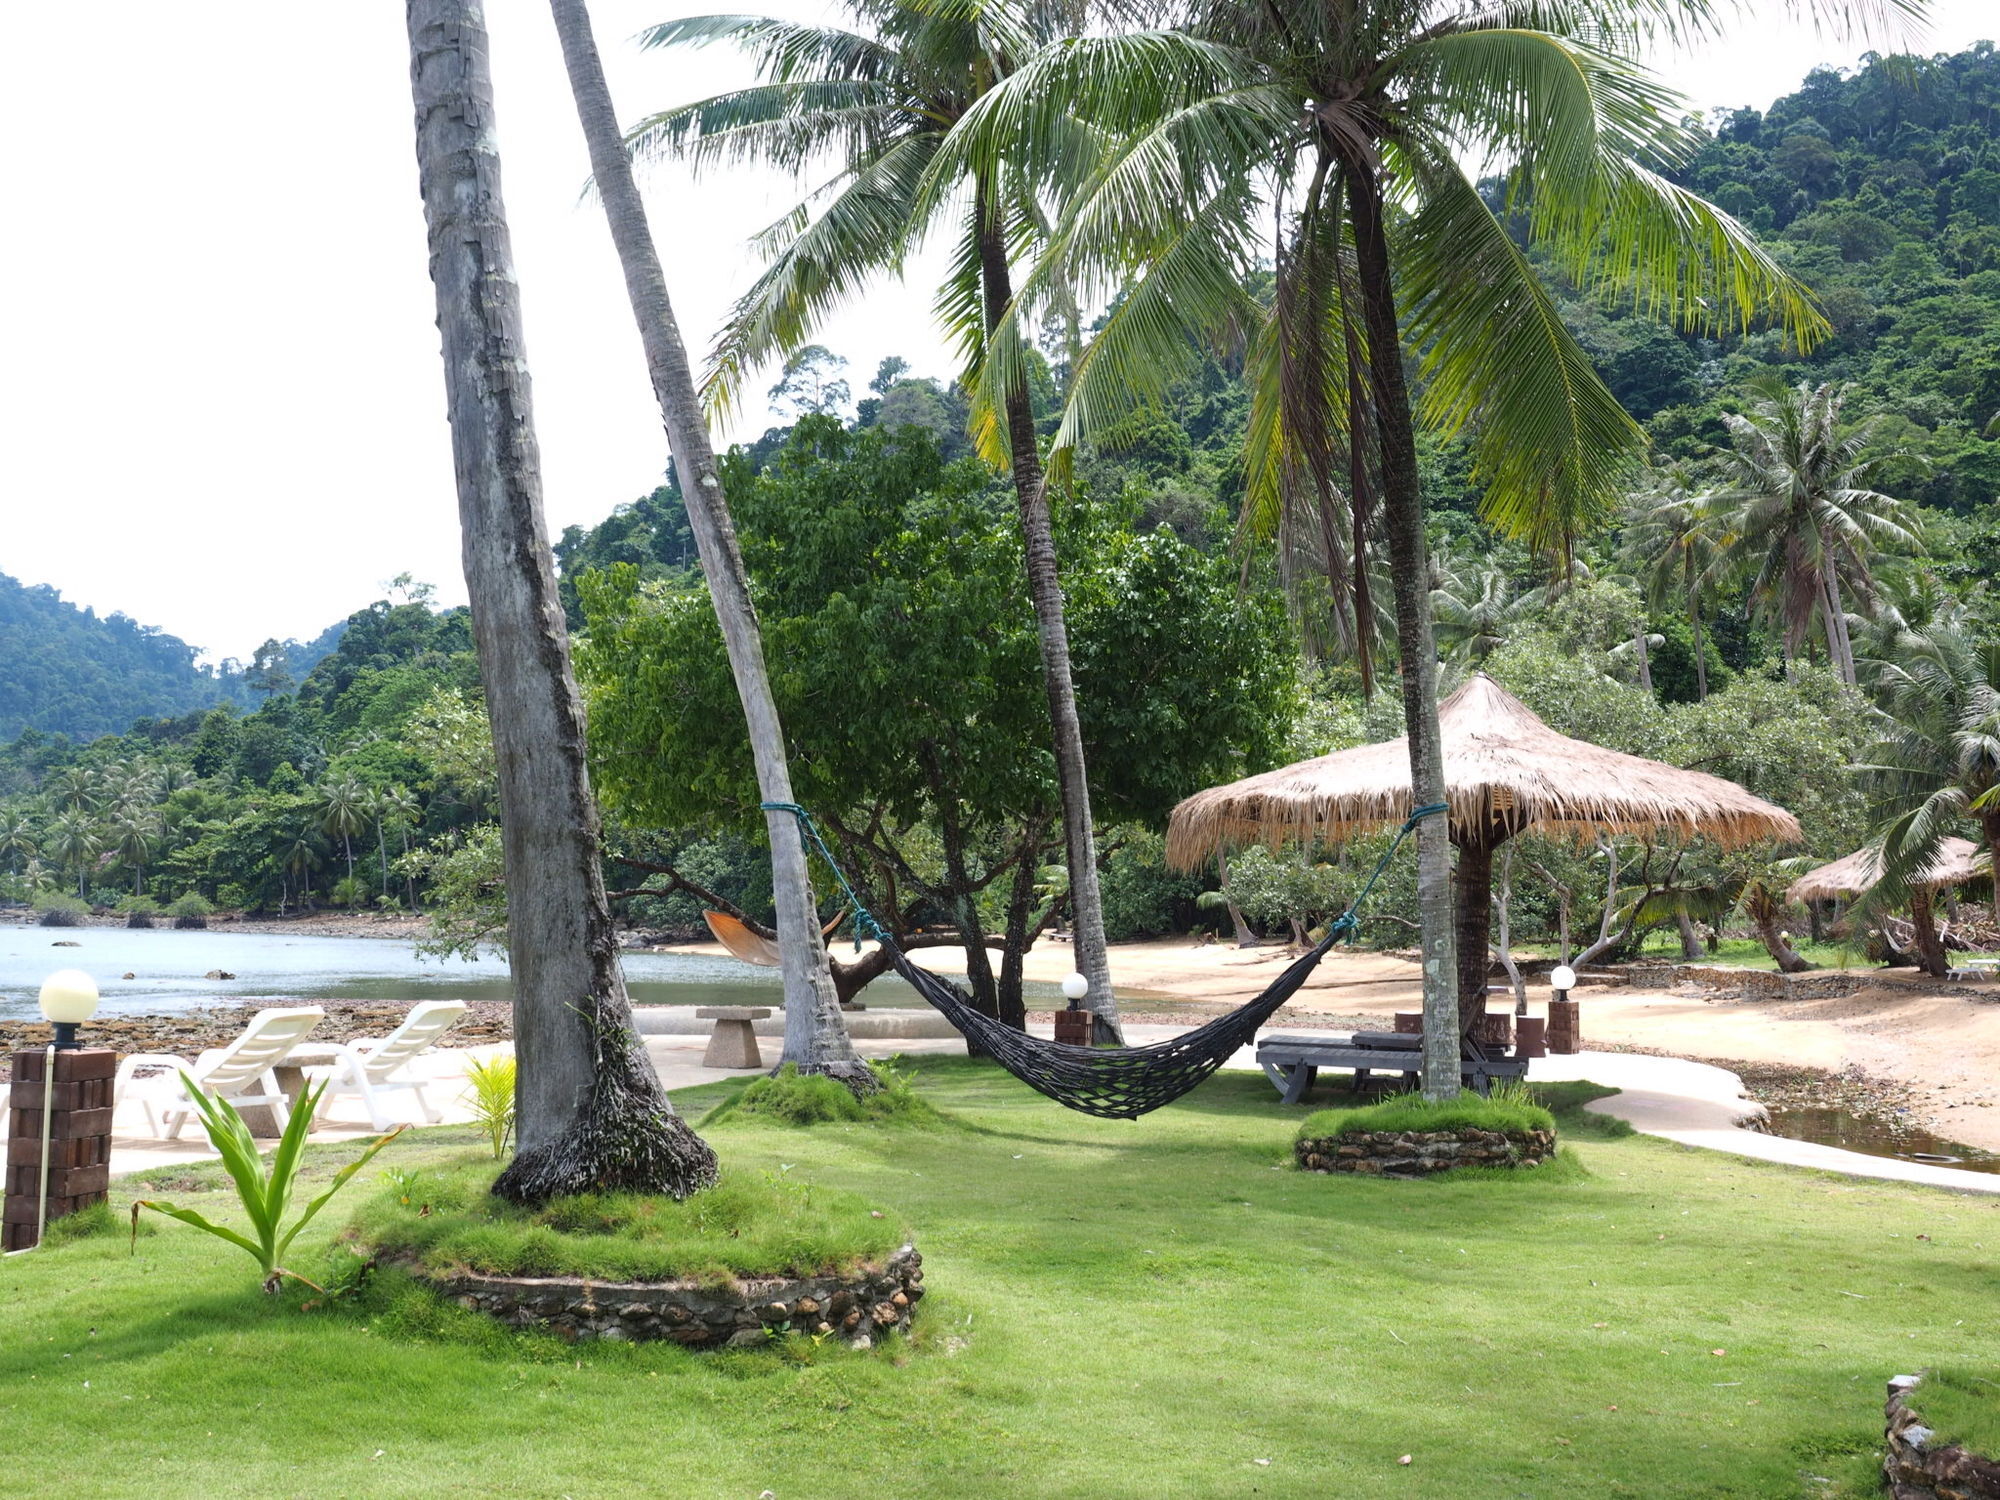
[1301,1080,1556,1141]
[349,1158,904,1283]
[1907,1368,2000,1457]
[701,1060,947,1129]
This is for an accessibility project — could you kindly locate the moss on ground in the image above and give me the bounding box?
[699,1059,948,1129]
[348,1159,904,1282]
[1299,1080,1557,1141]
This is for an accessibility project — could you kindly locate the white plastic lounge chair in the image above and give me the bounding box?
[114,1006,326,1140]
[307,1000,468,1130]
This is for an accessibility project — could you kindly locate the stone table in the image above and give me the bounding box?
[695,1008,772,1069]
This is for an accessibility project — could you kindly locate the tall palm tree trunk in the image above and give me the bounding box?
[545,0,867,1084]
[1344,161,1459,1099]
[975,177,1123,1044]
[406,0,718,1202]
[1819,546,1856,687]
[1908,887,1948,979]
[1687,560,1708,701]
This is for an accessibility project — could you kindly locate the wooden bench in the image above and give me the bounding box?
[695,1007,772,1069]
[1255,1031,1530,1105]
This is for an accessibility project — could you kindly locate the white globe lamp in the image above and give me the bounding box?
[1060,972,1090,1008]
[1549,964,1576,998]
[39,969,100,1051]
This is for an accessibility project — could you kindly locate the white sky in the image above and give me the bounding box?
[0,1,1992,664]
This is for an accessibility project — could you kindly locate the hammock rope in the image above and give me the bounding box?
[762,799,1445,1119]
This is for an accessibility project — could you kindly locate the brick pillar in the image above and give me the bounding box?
[1547,999,1582,1055]
[4,1049,116,1250]
[1053,1009,1093,1045]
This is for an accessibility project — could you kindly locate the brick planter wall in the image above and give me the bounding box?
[1885,1374,2000,1499]
[1295,1127,1557,1177]
[420,1243,924,1349]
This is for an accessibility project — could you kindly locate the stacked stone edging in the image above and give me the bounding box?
[1295,1127,1557,1176]
[1886,1374,2000,1499]
[426,1243,923,1349]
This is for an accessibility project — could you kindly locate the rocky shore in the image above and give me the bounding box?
[0,998,514,1057]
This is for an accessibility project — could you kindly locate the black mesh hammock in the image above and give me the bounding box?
[763,801,1444,1120]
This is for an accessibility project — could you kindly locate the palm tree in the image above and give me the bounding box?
[1431,553,1536,667]
[379,783,423,908]
[1859,619,2000,901]
[543,0,873,1082]
[629,0,1127,1042]
[109,812,158,895]
[282,827,324,912]
[1621,460,1728,701]
[42,810,102,898]
[0,813,35,875]
[407,0,719,1201]
[1713,378,1921,687]
[317,777,369,888]
[47,766,100,813]
[939,0,1879,1093]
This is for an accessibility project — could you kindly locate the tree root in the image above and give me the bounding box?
[494,1003,719,1205]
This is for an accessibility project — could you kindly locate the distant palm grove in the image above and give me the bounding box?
[6,44,2000,996]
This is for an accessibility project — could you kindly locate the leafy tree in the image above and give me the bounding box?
[577,419,1294,1020]
[767,344,851,417]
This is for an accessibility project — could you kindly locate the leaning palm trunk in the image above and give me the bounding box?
[1908,888,1949,978]
[544,0,867,1084]
[1345,161,1459,1100]
[405,0,717,1201]
[976,181,1122,1045]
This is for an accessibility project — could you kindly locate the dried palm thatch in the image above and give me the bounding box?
[1786,837,1985,904]
[1166,673,1801,869]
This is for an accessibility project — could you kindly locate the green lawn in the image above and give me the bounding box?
[3,1058,1995,1498]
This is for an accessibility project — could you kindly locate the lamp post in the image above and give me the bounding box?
[1055,972,1092,1045]
[38,969,99,1051]
[1547,964,1580,1055]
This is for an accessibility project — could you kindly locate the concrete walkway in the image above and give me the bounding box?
[93,1019,2000,1197]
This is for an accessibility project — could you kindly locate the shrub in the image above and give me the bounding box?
[349,1160,903,1282]
[34,893,88,927]
[1300,1080,1556,1142]
[169,893,214,930]
[118,894,161,929]
[701,1060,946,1129]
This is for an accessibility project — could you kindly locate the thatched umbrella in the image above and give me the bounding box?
[1166,673,1802,1021]
[1787,837,1985,978]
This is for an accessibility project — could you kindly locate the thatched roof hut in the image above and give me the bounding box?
[1167,674,1800,865]
[1786,838,1984,904]
[1165,673,1801,1011]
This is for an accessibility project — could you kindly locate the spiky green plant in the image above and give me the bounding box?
[130,1076,402,1293]
[462,1054,518,1160]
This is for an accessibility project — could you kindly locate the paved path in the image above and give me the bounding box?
[89,1021,2000,1197]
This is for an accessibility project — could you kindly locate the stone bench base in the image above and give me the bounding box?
[1296,1127,1557,1177]
[422,1243,923,1349]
